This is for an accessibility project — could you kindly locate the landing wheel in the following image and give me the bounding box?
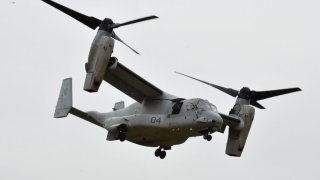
[155,148,161,157]
[159,151,166,159]
[119,133,126,142]
[203,134,212,141]
[206,135,212,141]
[155,147,167,159]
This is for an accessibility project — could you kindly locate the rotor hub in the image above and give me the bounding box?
[99,18,114,32]
[238,87,251,100]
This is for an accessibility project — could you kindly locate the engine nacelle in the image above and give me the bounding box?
[84,31,114,92]
[226,105,255,157]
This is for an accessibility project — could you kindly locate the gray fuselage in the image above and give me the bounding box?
[87,93,223,148]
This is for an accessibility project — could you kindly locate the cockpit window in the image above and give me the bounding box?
[210,104,217,112]
[197,100,217,112]
[172,101,183,114]
[184,99,217,112]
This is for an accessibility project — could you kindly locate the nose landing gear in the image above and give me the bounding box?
[203,134,212,141]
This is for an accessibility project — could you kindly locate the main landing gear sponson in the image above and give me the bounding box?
[154,147,167,159]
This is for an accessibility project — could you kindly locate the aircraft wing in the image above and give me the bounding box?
[104,62,163,103]
[219,113,241,127]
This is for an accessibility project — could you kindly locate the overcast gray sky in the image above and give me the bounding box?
[0,0,319,179]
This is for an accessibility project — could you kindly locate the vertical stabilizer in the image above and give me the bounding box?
[54,78,73,118]
[113,101,125,111]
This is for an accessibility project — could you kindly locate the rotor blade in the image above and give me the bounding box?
[250,101,265,109]
[112,32,140,54]
[42,0,101,30]
[110,15,158,29]
[251,87,301,101]
[175,72,239,97]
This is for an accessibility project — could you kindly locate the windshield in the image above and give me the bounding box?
[197,100,217,112]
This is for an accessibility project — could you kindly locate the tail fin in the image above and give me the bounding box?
[54,78,73,118]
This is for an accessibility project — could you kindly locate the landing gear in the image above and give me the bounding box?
[154,147,167,159]
[155,148,161,157]
[119,133,126,142]
[159,151,166,159]
[118,124,127,142]
[203,134,212,141]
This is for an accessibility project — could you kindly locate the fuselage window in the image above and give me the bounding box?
[172,102,183,115]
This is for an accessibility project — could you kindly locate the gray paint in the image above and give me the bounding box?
[56,78,226,150]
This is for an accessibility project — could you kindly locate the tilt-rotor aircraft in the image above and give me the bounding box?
[43,0,301,159]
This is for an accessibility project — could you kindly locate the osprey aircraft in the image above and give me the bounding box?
[43,0,301,159]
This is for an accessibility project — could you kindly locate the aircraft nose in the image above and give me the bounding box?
[196,110,223,125]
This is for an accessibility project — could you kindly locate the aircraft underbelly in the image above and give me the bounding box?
[126,126,190,147]
[124,117,209,147]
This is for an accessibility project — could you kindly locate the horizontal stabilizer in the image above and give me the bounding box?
[69,108,103,127]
